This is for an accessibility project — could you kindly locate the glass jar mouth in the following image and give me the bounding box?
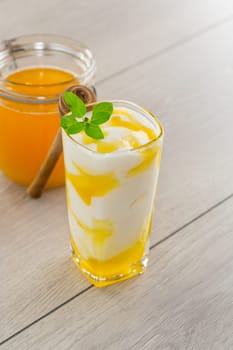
[0,34,96,103]
[66,100,164,155]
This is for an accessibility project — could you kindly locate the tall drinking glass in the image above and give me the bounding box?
[62,101,163,287]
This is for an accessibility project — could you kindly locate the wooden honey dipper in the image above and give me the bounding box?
[27,85,97,198]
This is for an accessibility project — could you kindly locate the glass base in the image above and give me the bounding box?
[71,245,149,288]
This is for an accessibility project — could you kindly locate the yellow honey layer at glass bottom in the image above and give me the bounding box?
[70,225,151,287]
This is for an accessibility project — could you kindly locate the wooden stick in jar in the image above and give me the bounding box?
[27,85,97,198]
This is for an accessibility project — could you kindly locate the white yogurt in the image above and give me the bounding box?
[62,101,163,261]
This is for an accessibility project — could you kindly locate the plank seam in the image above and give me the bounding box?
[1,191,233,346]
[0,286,93,346]
[150,192,233,250]
[97,14,233,86]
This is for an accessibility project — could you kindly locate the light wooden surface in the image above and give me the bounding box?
[3,196,233,350]
[1,1,233,349]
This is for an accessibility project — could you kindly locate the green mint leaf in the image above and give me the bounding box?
[61,99,113,140]
[91,102,113,124]
[64,91,86,118]
[61,115,84,135]
[85,123,104,139]
[67,122,84,134]
[60,115,77,130]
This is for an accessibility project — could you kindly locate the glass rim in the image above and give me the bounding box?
[0,33,96,102]
[63,100,164,156]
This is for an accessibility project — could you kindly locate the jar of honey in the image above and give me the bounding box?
[0,34,96,188]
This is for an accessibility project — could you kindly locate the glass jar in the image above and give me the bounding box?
[0,34,96,188]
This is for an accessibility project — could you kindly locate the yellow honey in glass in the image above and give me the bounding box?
[0,67,76,188]
[0,34,96,187]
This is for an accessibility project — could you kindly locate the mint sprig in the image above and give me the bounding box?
[60,92,113,140]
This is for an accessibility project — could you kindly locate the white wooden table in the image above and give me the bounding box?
[1,1,233,349]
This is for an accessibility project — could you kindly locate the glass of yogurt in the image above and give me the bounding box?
[62,100,164,287]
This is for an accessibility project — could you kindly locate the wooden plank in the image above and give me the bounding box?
[2,193,233,349]
[0,182,91,341]
[97,18,233,241]
[1,10,233,343]
[0,0,233,80]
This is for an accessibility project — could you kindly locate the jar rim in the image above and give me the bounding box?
[0,34,96,103]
